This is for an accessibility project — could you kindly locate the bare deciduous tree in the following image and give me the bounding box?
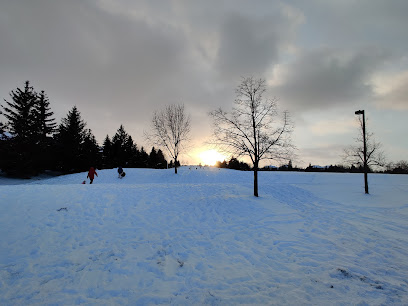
[343,114,386,193]
[209,77,294,197]
[146,104,191,174]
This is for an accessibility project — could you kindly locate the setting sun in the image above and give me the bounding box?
[199,149,226,166]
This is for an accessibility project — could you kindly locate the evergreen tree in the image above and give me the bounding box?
[215,160,227,168]
[1,81,37,139]
[54,106,87,172]
[149,147,158,168]
[124,135,138,167]
[112,125,128,147]
[138,147,149,168]
[0,121,9,174]
[288,160,293,170]
[82,129,100,170]
[102,135,113,168]
[228,157,240,170]
[32,90,57,172]
[34,90,56,140]
[156,149,167,169]
[0,81,39,176]
[112,125,130,166]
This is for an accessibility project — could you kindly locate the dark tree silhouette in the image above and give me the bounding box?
[102,135,113,168]
[34,90,56,140]
[82,129,101,170]
[210,77,294,197]
[147,104,191,174]
[33,90,57,172]
[1,81,56,176]
[54,106,88,172]
[343,114,386,193]
[111,125,137,167]
[1,81,37,140]
[138,147,149,168]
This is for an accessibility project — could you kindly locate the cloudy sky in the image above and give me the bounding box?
[1,0,407,167]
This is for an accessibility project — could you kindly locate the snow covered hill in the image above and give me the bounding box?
[1,167,408,305]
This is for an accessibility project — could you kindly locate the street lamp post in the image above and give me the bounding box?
[355,110,368,194]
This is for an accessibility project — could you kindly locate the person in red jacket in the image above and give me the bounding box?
[87,167,98,184]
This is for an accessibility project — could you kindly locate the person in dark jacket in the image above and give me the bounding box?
[87,167,98,184]
[118,166,126,179]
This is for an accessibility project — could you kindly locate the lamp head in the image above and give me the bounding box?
[355,110,364,115]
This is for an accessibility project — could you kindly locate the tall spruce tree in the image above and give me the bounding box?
[2,81,37,139]
[124,135,137,167]
[156,149,167,169]
[102,135,113,168]
[1,81,40,176]
[55,106,87,172]
[82,129,100,170]
[33,90,57,172]
[112,125,131,166]
[138,147,149,168]
[149,147,158,168]
[34,90,56,140]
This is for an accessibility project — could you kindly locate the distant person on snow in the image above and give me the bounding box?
[87,167,98,184]
[118,166,125,179]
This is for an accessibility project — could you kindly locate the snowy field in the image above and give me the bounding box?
[1,167,408,305]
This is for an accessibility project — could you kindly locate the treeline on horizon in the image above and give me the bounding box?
[1,81,407,178]
[213,158,408,174]
[0,81,169,177]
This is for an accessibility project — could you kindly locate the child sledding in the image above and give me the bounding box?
[118,166,126,179]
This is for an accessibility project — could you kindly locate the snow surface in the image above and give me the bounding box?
[1,167,408,305]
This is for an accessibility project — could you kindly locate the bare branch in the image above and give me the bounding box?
[209,77,295,196]
[146,104,191,173]
[343,116,386,169]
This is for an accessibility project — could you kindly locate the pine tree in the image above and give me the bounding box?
[112,125,128,147]
[102,135,113,168]
[34,90,56,140]
[55,106,87,172]
[138,147,149,168]
[112,125,128,166]
[124,135,137,167]
[228,157,240,170]
[288,160,293,170]
[156,149,167,169]
[149,147,158,168]
[0,121,8,173]
[82,129,100,170]
[111,125,138,167]
[1,81,37,139]
[32,90,57,173]
[1,81,39,176]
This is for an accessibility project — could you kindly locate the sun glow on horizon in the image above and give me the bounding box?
[199,149,227,166]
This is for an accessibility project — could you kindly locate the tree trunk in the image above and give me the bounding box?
[175,159,178,174]
[253,163,259,197]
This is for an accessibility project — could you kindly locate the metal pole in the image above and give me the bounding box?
[355,110,369,194]
[362,110,369,194]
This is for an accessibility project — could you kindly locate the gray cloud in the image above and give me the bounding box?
[374,71,408,110]
[215,8,299,79]
[291,0,408,52]
[0,0,407,165]
[0,0,205,136]
[273,48,390,111]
